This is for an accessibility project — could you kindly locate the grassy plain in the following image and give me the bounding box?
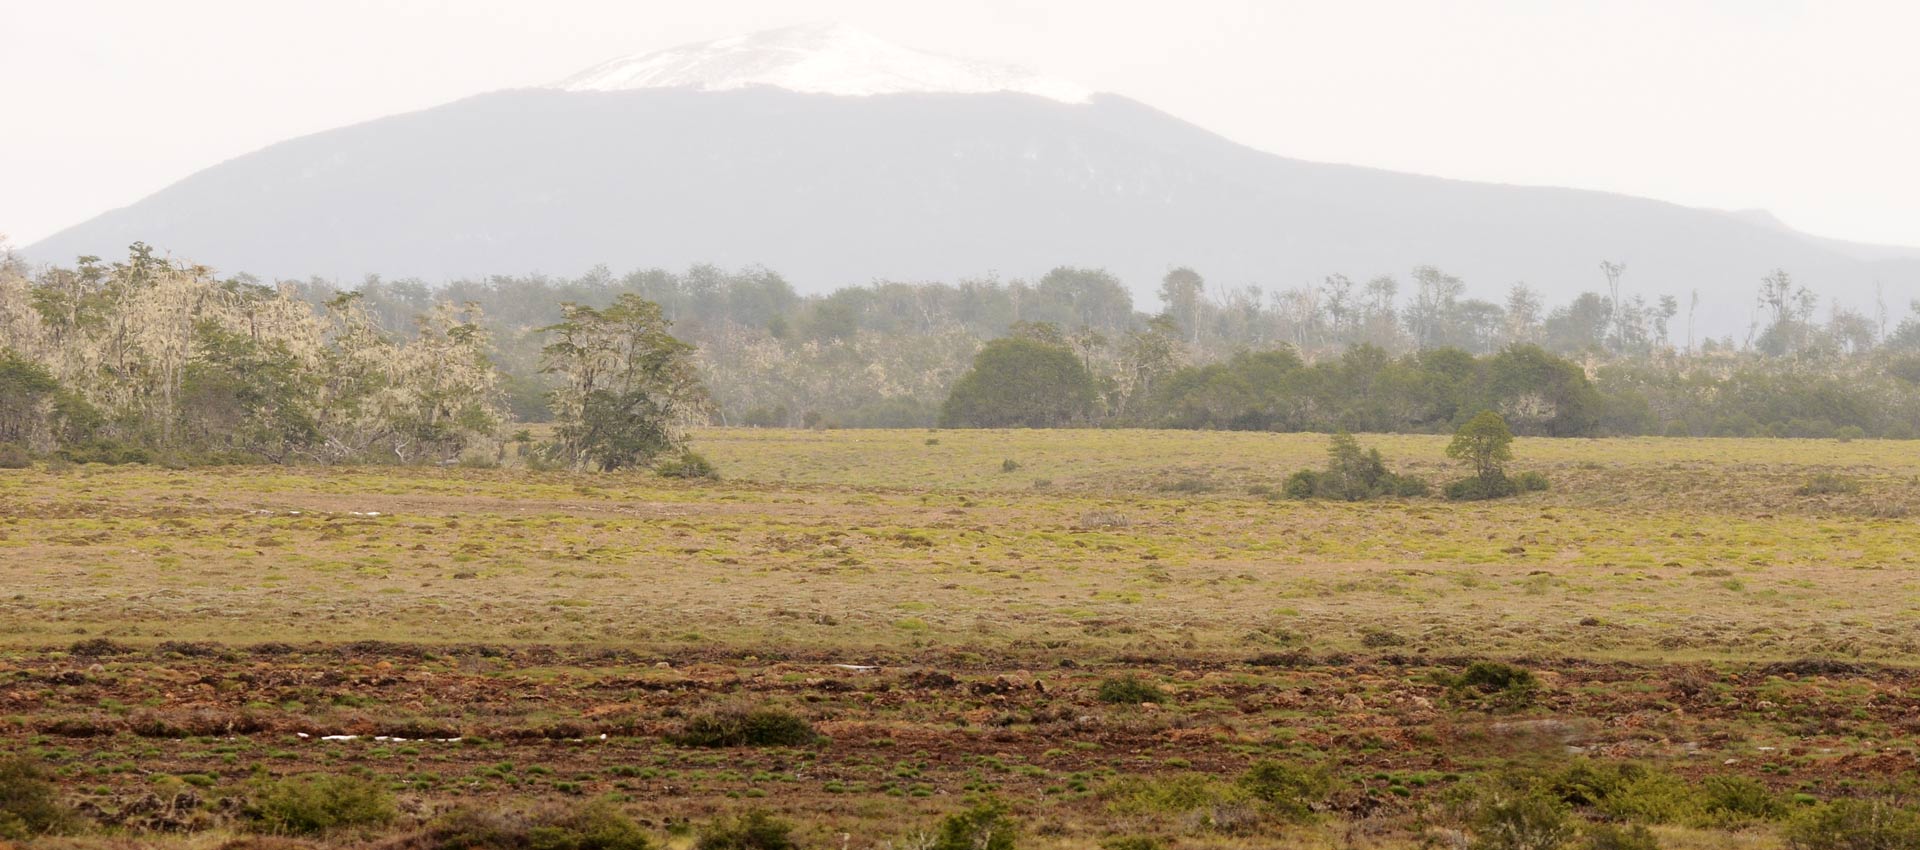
[2,428,1918,848]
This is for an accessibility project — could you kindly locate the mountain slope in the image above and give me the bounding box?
[555,23,1090,103]
[24,29,1916,332]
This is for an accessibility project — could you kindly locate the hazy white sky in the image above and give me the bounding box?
[3,0,1915,248]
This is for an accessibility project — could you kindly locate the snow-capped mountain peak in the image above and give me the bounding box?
[551,23,1093,104]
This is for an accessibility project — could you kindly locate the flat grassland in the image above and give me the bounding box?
[2,429,1917,848]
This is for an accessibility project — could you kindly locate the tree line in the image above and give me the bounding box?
[0,247,705,469]
[5,244,1920,471]
[289,260,1920,439]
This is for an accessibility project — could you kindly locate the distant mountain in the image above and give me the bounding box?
[555,23,1091,103]
[25,25,1918,334]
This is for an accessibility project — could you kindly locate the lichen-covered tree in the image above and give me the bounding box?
[0,245,507,464]
[541,294,709,471]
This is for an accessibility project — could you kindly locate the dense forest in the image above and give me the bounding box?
[312,259,1920,439]
[4,244,1920,468]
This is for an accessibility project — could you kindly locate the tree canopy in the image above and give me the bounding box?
[939,337,1099,428]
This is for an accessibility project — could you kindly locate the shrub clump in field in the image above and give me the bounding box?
[1796,473,1860,496]
[1471,788,1575,850]
[412,800,651,850]
[698,809,797,850]
[246,773,396,836]
[1583,823,1660,850]
[1095,675,1167,705]
[1446,661,1538,709]
[1239,760,1333,822]
[1443,411,1546,501]
[931,800,1017,850]
[1285,431,1429,501]
[656,450,719,480]
[0,443,31,469]
[0,756,76,839]
[670,704,818,748]
[1508,759,1790,833]
[1785,798,1920,850]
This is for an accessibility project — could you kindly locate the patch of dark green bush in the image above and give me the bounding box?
[246,772,396,836]
[1544,761,1693,824]
[1100,838,1163,850]
[1583,822,1660,850]
[1446,661,1538,708]
[0,443,31,469]
[0,756,76,840]
[1464,786,1576,850]
[1285,431,1428,501]
[56,438,153,466]
[670,704,817,748]
[1785,798,1920,850]
[413,800,651,850]
[1445,474,1520,501]
[697,809,797,850]
[655,449,719,480]
[1530,760,1786,829]
[931,799,1017,850]
[1694,775,1786,826]
[1238,759,1333,822]
[1095,675,1167,704]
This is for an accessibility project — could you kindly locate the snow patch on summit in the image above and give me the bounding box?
[552,23,1092,104]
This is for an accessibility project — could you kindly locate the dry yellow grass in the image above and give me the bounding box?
[1,429,1916,663]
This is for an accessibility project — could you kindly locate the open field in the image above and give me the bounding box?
[3,429,1919,848]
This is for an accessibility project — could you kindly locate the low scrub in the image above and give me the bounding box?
[0,756,76,840]
[1784,798,1920,850]
[656,450,720,480]
[931,800,1017,850]
[670,704,818,748]
[1796,473,1861,496]
[1103,774,1246,819]
[698,809,797,850]
[246,772,396,836]
[1095,675,1167,704]
[1445,661,1539,709]
[404,800,651,850]
[0,443,30,469]
[1503,759,1792,834]
[1238,760,1333,823]
[1471,788,1576,850]
[1285,431,1429,501]
[1583,823,1660,850]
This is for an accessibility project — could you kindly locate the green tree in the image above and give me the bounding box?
[542,294,709,471]
[1158,267,1205,346]
[940,337,1099,428]
[0,352,58,448]
[1482,344,1600,436]
[178,323,319,461]
[1447,410,1515,482]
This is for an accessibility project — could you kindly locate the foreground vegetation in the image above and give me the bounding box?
[2,429,1919,848]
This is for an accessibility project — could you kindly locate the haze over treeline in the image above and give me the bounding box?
[311,258,1920,438]
[7,243,1920,471]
